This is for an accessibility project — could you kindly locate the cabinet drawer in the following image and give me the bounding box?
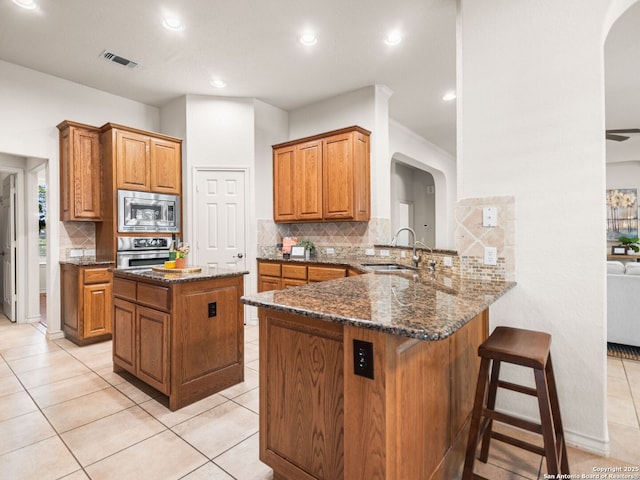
[282,264,307,280]
[137,282,170,311]
[259,262,281,277]
[84,268,111,284]
[308,266,346,282]
[113,278,137,301]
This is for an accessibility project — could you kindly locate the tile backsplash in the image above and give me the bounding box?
[59,221,96,260]
[455,196,515,281]
[258,217,390,255]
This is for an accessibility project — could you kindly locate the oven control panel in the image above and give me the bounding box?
[117,237,171,251]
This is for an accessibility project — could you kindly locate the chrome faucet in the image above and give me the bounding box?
[391,227,421,268]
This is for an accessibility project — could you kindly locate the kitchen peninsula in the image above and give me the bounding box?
[112,266,247,411]
[242,269,515,480]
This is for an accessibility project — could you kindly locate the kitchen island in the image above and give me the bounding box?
[242,270,515,480]
[112,266,247,411]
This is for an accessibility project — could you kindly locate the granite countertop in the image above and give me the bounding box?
[112,266,249,284]
[242,269,516,341]
[60,259,115,266]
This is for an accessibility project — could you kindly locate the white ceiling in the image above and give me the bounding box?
[0,0,638,159]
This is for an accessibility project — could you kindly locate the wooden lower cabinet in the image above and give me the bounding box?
[60,263,113,345]
[112,273,245,410]
[257,260,348,292]
[259,308,489,480]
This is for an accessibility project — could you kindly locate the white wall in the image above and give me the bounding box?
[254,99,289,220]
[0,60,159,336]
[457,0,636,455]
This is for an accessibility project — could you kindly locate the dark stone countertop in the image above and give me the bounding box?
[242,269,516,341]
[59,259,115,266]
[112,266,248,284]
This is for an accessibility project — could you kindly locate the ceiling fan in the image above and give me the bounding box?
[606,128,640,141]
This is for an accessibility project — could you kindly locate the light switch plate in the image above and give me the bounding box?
[483,207,498,227]
[69,249,83,258]
[443,256,452,267]
[365,248,375,256]
[380,250,390,257]
[325,247,335,255]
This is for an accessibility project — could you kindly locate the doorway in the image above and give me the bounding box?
[0,154,48,325]
[193,168,248,271]
[391,160,436,247]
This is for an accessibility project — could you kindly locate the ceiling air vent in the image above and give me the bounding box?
[100,50,139,69]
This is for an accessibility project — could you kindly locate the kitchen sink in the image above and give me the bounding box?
[362,263,416,273]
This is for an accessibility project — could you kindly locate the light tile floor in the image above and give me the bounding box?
[0,314,638,479]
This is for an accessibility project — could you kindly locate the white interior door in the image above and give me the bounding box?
[2,175,16,321]
[195,169,246,271]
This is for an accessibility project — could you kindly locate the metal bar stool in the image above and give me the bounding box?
[462,326,569,479]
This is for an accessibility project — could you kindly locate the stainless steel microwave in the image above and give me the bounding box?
[117,190,180,233]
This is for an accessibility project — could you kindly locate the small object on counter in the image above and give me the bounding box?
[164,260,176,269]
[282,237,298,254]
[175,257,186,269]
[169,240,177,261]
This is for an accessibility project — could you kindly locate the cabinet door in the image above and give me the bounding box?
[59,124,102,221]
[282,278,307,289]
[83,282,113,337]
[273,146,296,222]
[258,275,281,292]
[295,140,323,221]
[113,297,136,373]
[323,133,355,220]
[116,129,150,191]
[150,138,181,194]
[137,305,170,395]
[60,264,80,336]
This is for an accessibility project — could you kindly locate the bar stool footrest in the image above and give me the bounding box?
[483,409,543,435]
[498,380,538,396]
[491,431,546,457]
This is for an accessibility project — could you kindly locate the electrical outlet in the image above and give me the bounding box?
[353,339,374,379]
[83,248,96,257]
[326,247,335,255]
[380,249,390,257]
[484,247,498,266]
[69,249,83,258]
[400,251,406,258]
[208,302,217,318]
[365,248,375,256]
[443,256,452,267]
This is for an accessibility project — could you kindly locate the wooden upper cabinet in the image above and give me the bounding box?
[272,126,370,223]
[273,146,296,222]
[102,123,182,195]
[295,139,323,221]
[150,138,181,194]
[116,129,150,191]
[57,121,103,221]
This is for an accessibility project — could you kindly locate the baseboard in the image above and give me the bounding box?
[564,428,610,456]
[45,330,65,341]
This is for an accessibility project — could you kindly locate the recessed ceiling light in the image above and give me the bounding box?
[442,91,457,101]
[162,17,184,31]
[384,30,403,46]
[298,32,318,46]
[210,79,227,89]
[12,0,37,10]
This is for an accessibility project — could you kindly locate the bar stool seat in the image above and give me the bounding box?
[462,326,569,479]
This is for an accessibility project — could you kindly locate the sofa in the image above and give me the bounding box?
[607,261,640,347]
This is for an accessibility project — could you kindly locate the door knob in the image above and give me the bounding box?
[234,253,244,259]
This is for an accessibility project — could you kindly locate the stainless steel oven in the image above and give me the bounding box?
[116,236,172,269]
[118,190,180,233]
